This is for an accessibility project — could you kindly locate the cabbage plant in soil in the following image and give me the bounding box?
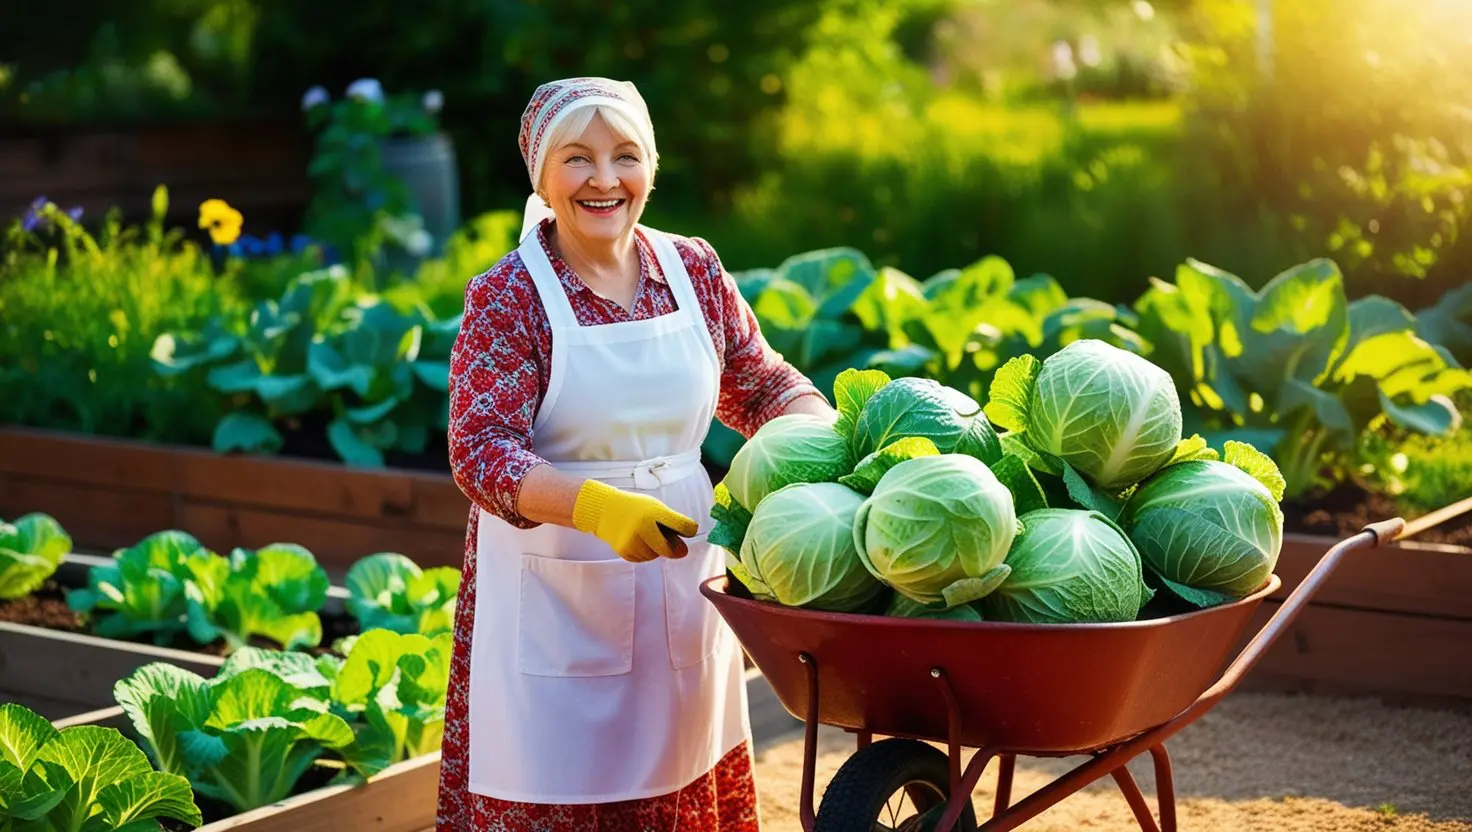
[728,482,887,613]
[0,513,70,601]
[0,702,203,831]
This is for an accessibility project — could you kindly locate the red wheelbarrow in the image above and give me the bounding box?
[700,517,1416,832]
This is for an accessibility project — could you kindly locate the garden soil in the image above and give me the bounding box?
[752,691,1472,831]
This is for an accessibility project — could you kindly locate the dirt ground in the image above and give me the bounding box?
[751,692,1472,831]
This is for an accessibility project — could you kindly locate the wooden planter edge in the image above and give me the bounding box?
[0,426,469,572]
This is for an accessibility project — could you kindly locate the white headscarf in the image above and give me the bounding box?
[516,77,656,240]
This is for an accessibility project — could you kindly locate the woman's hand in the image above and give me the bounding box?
[571,480,698,562]
[514,465,697,562]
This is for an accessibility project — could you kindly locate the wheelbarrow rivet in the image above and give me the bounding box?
[930,668,940,678]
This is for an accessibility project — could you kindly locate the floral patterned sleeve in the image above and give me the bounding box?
[446,259,549,530]
[687,237,826,438]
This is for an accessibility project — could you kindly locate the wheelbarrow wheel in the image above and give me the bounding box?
[813,738,979,832]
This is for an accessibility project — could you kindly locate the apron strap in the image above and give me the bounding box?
[640,225,701,317]
[517,225,581,331]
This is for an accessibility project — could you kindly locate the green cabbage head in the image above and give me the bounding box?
[853,454,1016,608]
[850,376,1002,464]
[730,482,887,612]
[978,508,1154,624]
[1124,441,1286,608]
[725,413,853,512]
[887,592,983,622]
[987,339,1182,490]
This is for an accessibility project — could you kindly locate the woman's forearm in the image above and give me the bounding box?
[514,463,585,528]
[782,391,838,421]
[516,392,833,530]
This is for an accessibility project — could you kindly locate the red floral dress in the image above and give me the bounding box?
[436,220,821,831]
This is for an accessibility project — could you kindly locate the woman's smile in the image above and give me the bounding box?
[576,197,626,216]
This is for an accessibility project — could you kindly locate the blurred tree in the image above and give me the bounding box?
[247,0,837,214]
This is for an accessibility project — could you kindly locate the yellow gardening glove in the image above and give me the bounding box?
[572,480,699,563]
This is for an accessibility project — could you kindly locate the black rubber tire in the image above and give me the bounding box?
[812,738,980,832]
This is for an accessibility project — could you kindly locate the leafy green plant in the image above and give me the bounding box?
[1417,282,1472,368]
[705,247,1146,470]
[67,532,330,652]
[67,531,220,646]
[152,264,455,467]
[0,513,70,600]
[1133,257,1472,498]
[0,701,202,831]
[186,544,330,653]
[300,80,442,269]
[318,629,452,766]
[112,651,370,814]
[344,553,459,637]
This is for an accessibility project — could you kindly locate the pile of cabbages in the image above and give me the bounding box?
[711,339,1287,624]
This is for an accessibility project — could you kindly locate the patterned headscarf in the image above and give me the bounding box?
[518,77,655,193]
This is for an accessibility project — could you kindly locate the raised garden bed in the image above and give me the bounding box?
[0,426,470,573]
[0,552,360,718]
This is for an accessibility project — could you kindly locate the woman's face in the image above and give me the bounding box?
[542,111,650,245]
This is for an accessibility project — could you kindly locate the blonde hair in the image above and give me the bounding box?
[537,102,659,191]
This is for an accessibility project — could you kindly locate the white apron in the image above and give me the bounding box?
[466,224,750,804]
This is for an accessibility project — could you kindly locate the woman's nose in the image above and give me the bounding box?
[589,160,619,190]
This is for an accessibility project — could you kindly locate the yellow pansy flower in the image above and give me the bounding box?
[198,199,244,245]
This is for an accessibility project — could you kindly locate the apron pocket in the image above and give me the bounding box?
[662,535,726,670]
[518,554,636,677]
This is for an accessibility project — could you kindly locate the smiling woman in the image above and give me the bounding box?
[434,77,836,832]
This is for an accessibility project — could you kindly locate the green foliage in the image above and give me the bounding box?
[317,629,453,765]
[0,191,249,444]
[113,653,368,814]
[301,85,442,266]
[67,531,331,653]
[344,554,460,637]
[0,702,203,832]
[0,514,71,601]
[151,264,457,467]
[1355,403,1472,517]
[1134,257,1472,498]
[1178,0,1472,298]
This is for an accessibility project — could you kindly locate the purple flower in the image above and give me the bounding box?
[20,196,47,232]
[20,196,83,233]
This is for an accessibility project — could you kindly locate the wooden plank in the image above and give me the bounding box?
[0,474,175,552]
[199,754,440,832]
[0,622,224,713]
[0,427,467,529]
[1271,534,1472,620]
[174,452,425,523]
[0,428,181,492]
[1241,601,1472,701]
[407,478,474,530]
[177,503,467,571]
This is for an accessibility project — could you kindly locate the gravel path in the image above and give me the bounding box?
[751,692,1472,831]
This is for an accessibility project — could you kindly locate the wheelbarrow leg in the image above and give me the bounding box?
[798,653,821,832]
[1110,763,1162,832]
[993,755,1016,816]
[1151,744,1176,832]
